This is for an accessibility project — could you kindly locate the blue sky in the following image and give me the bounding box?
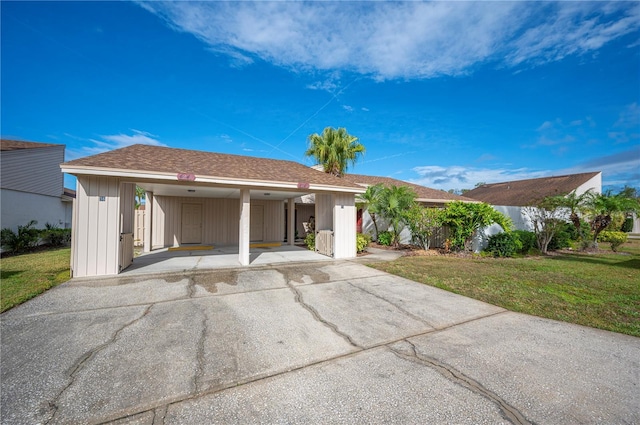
[2,1,639,192]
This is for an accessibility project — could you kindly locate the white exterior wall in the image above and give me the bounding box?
[72,176,121,277]
[152,196,284,248]
[333,193,356,259]
[576,173,602,196]
[1,189,71,231]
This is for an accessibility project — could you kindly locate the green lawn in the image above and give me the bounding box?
[371,240,640,337]
[1,247,71,312]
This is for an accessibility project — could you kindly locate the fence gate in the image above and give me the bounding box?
[120,233,134,272]
[316,230,334,257]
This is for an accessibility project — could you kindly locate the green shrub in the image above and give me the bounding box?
[377,231,392,246]
[598,231,627,252]
[485,232,522,257]
[41,223,71,247]
[1,220,40,254]
[548,223,572,251]
[621,217,634,233]
[356,233,372,253]
[304,233,315,251]
[513,230,536,254]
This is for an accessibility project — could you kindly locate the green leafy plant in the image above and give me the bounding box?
[305,127,365,177]
[485,232,522,257]
[548,222,572,251]
[356,233,371,253]
[40,223,71,247]
[377,231,392,246]
[513,230,536,254]
[403,205,443,250]
[304,232,315,251]
[357,183,384,240]
[441,201,512,251]
[376,185,417,247]
[621,217,634,233]
[598,231,628,252]
[1,220,40,254]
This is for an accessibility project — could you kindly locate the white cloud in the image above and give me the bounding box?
[410,165,549,191]
[342,105,354,112]
[82,129,166,156]
[138,1,640,80]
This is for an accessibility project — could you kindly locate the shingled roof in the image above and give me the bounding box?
[345,173,476,203]
[1,139,61,151]
[62,144,363,190]
[464,172,601,206]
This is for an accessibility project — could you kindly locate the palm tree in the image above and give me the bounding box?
[305,127,365,177]
[377,185,417,247]
[561,189,593,239]
[585,191,640,243]
[135,186,146,210]
[357,183,384,241]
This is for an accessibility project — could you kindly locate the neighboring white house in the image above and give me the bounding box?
[1,139,74,233]
[464,171,602,250]
[61,144,364,277]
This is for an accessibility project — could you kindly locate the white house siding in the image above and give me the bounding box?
[577,174,602,196]
[72,176,121,277]
[333,193,357,259]
[1,145,64,197]
[315,194,333,231]
[1,189,71,231]
[152,196,284,248]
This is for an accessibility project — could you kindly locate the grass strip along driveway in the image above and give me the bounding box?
[371,240,640,337]
[0,248,71,312]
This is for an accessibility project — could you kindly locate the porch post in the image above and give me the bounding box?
[143,191,153,253]
[239,188,251,265]
[288,198,295,246]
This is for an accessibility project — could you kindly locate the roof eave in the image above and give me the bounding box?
[60,165,365,194]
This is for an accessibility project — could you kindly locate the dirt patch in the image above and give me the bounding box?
[191,271,239,293]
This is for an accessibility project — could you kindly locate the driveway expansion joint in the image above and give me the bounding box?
[388,340,533,425]
[44,304,153,425]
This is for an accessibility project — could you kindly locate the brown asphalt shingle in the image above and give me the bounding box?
[1,139,62,151]
[62,144,363,189]
[344,173,476,203]
[464,172,601,206]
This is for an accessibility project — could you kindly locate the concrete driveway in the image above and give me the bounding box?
[1,257,638,424]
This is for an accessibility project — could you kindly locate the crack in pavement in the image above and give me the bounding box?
[44,304,153,425]
[152,405,167,425]
[284,279,362,349]
[192,302,208,394]
[388,340,533,425]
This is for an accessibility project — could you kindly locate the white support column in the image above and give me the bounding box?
[288,198,295,245]
[239,188,251,265]
[143,191,153,253]
[333,193,357,259]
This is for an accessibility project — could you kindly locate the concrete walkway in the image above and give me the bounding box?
[1,255,638,424]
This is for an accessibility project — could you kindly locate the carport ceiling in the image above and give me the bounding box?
[138,182,310,201]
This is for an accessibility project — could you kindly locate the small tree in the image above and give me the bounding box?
[403,205,443,250]
[584,191,640,244]
[376,185,417,247]
[441,201,512,251]
[357,183,384,241]
[523,196,567,254]
[560,189,593,240]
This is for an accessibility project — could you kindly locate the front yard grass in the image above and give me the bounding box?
[371,240,640,337]
[1,247,71,313]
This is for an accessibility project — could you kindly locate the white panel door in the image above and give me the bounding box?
[181,203,202,244]
[250,205,264,242]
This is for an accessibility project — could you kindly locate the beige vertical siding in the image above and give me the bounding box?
[315,194,333,231]
[134,209,145,245]
[0,145,65,197]
[119,183,135,234]
[73,176,120,277]
[333,193,356,259]
[152,196,284,248]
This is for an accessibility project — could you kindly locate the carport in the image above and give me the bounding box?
[61,144,364,278]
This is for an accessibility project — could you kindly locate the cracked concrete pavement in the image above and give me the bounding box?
[1,259,639,424]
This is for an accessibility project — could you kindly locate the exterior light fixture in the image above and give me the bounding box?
[188,189,196,193]
[264,193,270,196]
